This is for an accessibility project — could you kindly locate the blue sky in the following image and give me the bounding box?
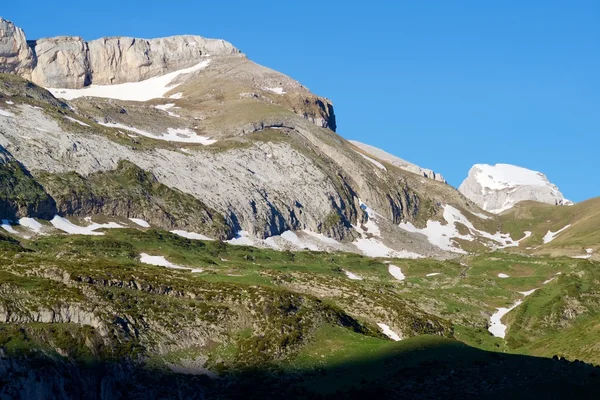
[3,1,599,201]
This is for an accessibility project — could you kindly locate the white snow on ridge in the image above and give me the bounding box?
[354,151,387,171]
[129,218,151,228]
[49,60,211,101]
[99,122,217,145]
[171,230,214,241]
[543,224,571,244]
[473,164,553,191]
[377,323,402,341]
[139,253,202,273]
[50,216,123,236]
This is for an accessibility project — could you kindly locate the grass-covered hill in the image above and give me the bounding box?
[0,224,599,397]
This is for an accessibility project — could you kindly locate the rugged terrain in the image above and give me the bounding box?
[0,16,599,399]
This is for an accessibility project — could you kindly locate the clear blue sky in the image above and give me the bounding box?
[3,1,599,201]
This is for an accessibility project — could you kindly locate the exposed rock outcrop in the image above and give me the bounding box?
[1,17,241,89]
[349,140,447,183]
[459,163,573,213]
[0,18,35,75]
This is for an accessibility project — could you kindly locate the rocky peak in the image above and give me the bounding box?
[0,17,35,75]
[0,17,241,89]
[459,163,573,213]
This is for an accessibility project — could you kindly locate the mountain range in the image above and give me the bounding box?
[0,17,598,398]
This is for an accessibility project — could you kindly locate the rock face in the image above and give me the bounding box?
[459,163,573,213]
[0,17,241,89]
[0,18,34,75]
[349,140,446,183]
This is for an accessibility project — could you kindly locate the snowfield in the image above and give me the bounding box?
[65,116,91,127]
[354,151,387,171]
[18,218,44,234]
[139,253,202,273]
[48,60,211,101]
[388,265,406,281]
[473,164,556,190]
[129,218,151,228]
[50,216,123,236]
[543,224,572,244]
[0,108,14,117]
[171,230,214,241]
[1,220,19,235]
[155,103,181,117]
[343,270,363,280]
[488,300,522,338]
[99,122,217,145]
[399,204,531,253]
[377,323,402,341]
[263,87,286,95]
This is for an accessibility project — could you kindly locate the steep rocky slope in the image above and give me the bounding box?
[1,16,509,258]
[459,163,572,213]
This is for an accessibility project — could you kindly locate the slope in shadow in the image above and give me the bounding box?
[1,336,599,399]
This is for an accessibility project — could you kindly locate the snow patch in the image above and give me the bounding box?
[139,253,202,273]
[49,61,211,101]
[488,300,522,338]
[50,216,123,236]
[518,289,537,296]
[5,101,15,105]
[129,218,150,228]
[1,220,19,235]
[543,224,571,244]
[18,218,44,234]
[343,270,363,280]
[99,122,217,145]
[498,273,510,278]
[426,273,441,277]
[65,116,91,127]
[377,323,402,341]
[264,87,286,95]
[155,103,181,117]
[354,151,387,171]
[399,204,531,253]
[388,265,406,281]
[171,230,214,241]
[0,109,14,117]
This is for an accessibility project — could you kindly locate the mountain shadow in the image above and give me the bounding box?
[1,336,599,399]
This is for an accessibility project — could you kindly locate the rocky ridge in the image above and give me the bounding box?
[1,17,241,89]
[349,140,447,183]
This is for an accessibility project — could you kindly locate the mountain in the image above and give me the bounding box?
[349,140,446,183]
[1,17,600,399]
[459,163,572,214]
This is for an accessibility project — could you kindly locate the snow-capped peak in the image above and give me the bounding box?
[459,163,572,213]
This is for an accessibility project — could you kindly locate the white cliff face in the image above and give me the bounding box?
[0,18,35,75]
[349,140,446,183]
[459,164,572,213]
[0,17,241,89]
